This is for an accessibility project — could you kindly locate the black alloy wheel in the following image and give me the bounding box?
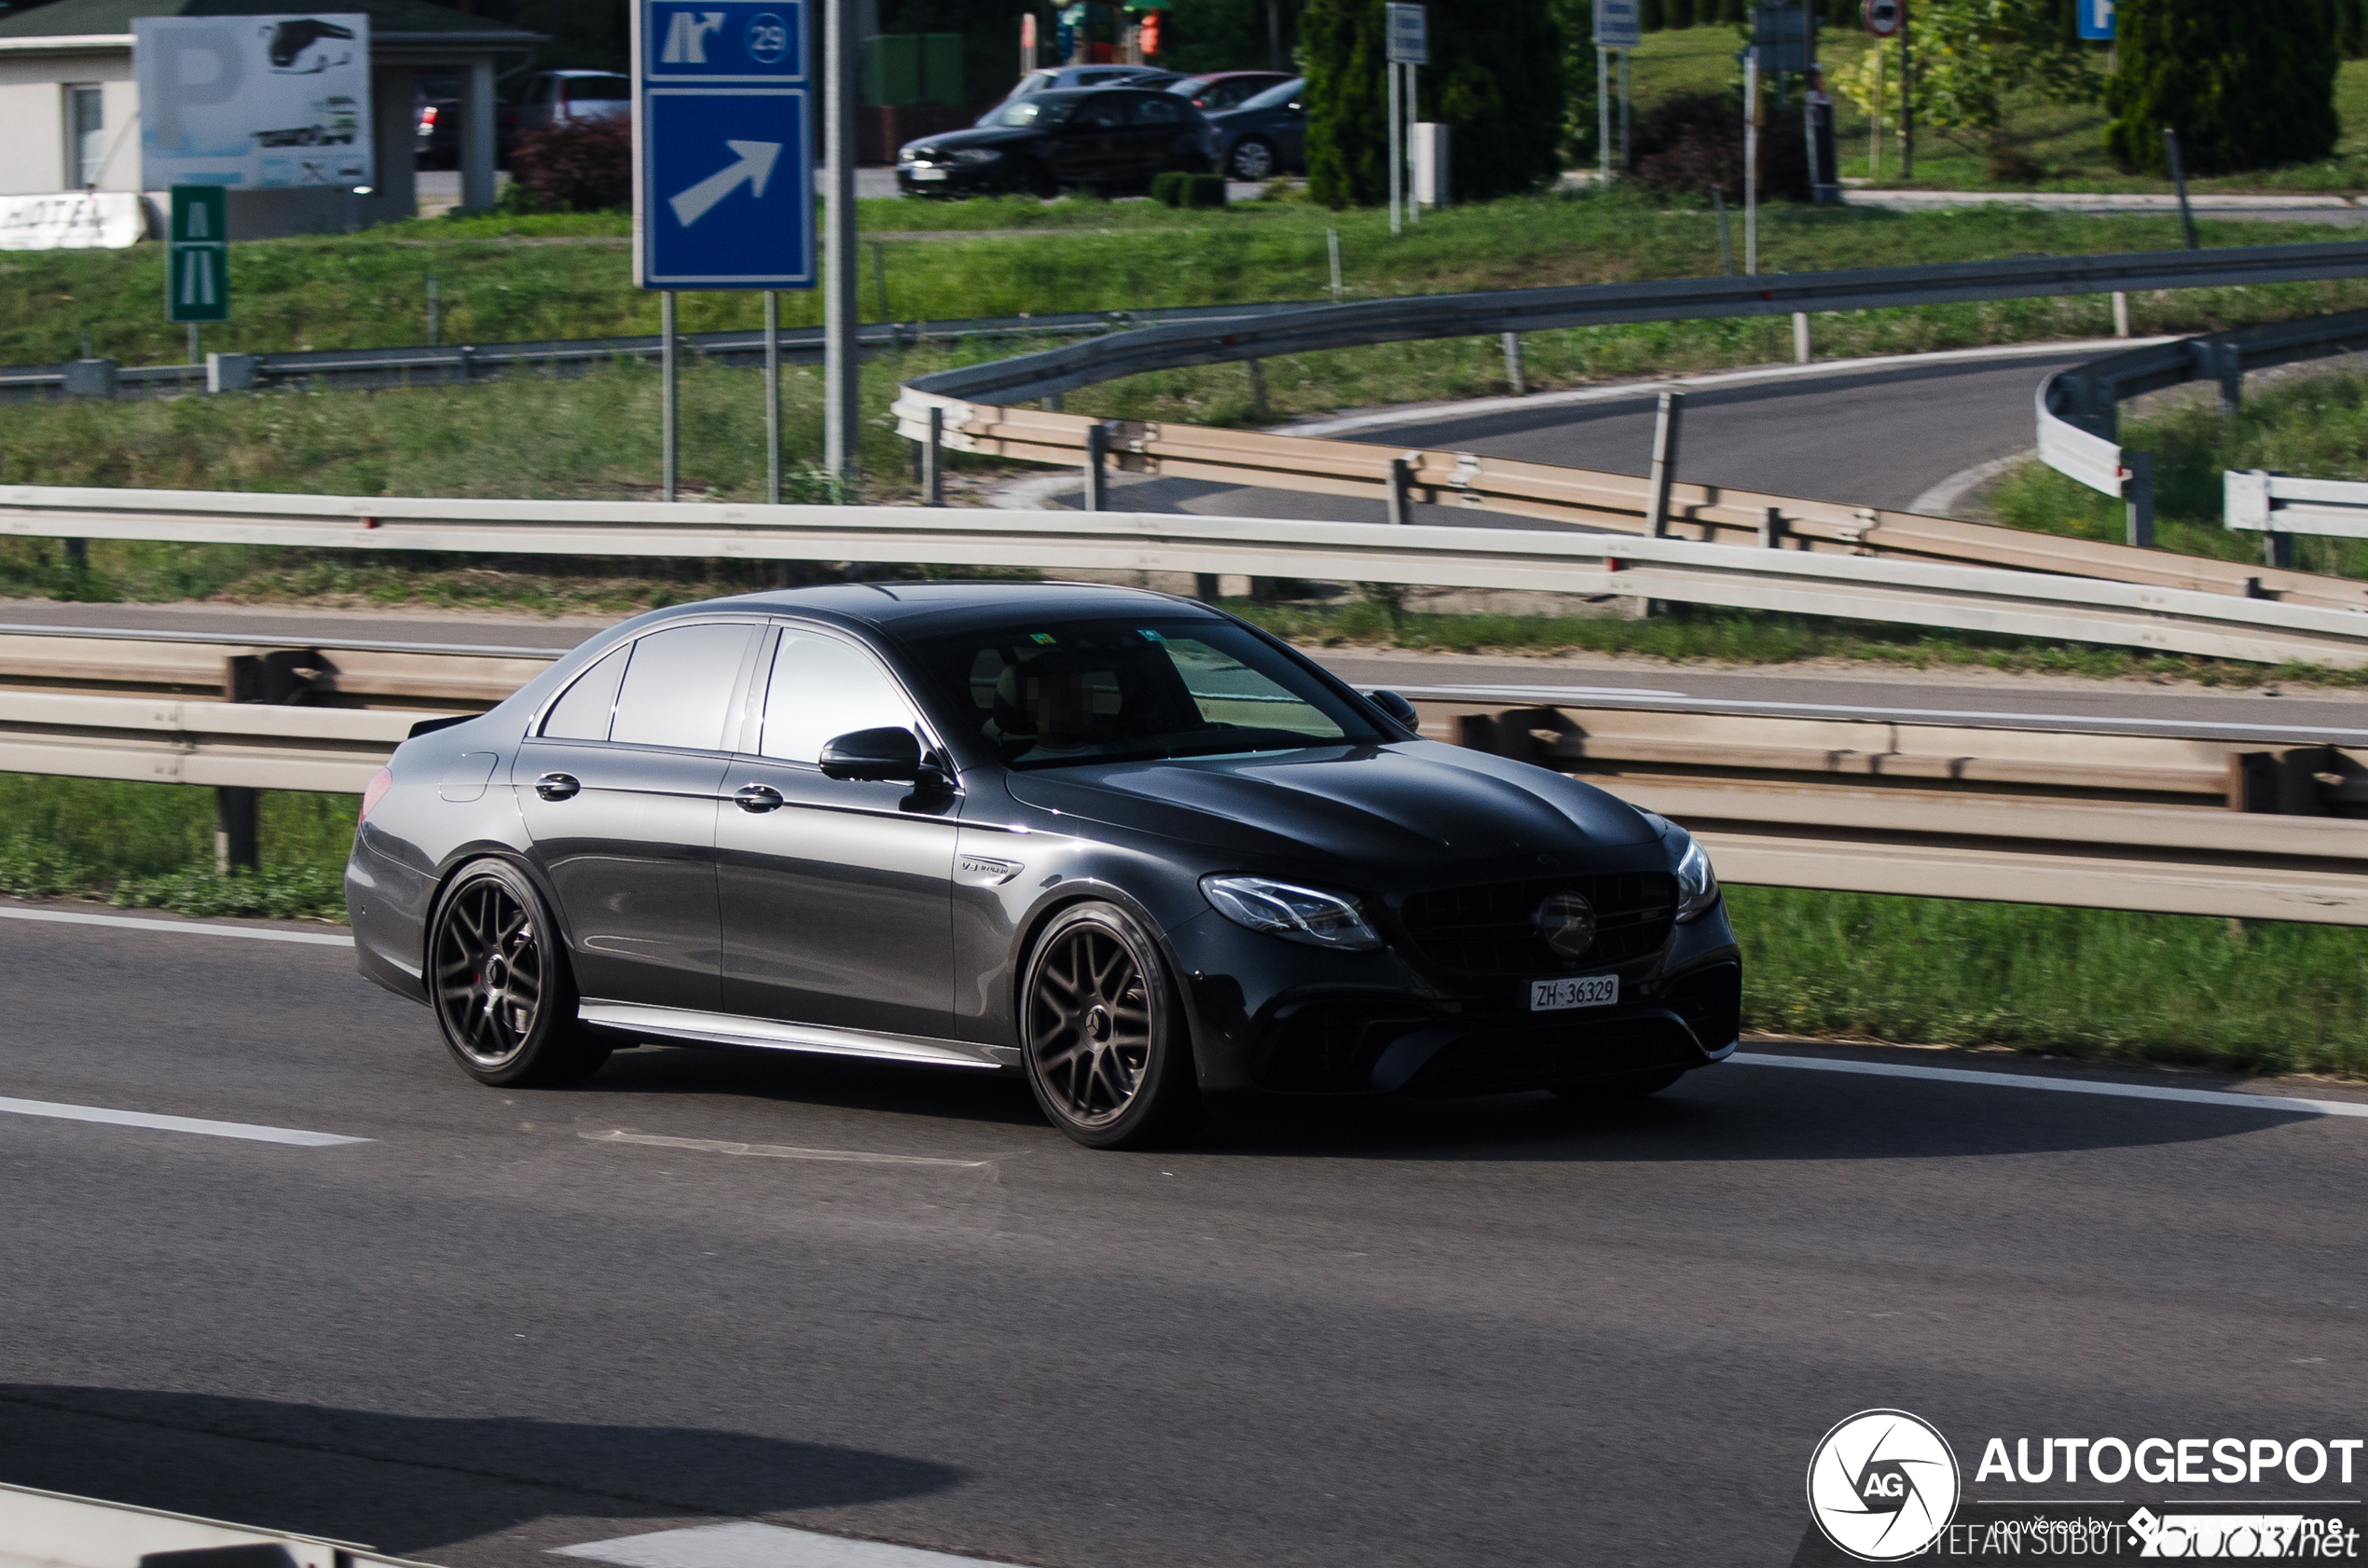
[1227,136,1277,182]
[429,860,610,1087]
[1021,903,1201,1148]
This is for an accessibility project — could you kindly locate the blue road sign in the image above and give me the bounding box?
[635,0,813,290]
[2077,0,2114,39]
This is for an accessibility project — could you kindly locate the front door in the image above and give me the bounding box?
[717,625,959,1040]
[513,620,760,1011]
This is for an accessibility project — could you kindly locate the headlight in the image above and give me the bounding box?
[1201,874,1383,951]
[951,147,1004,164]
[1673,831,1718,921]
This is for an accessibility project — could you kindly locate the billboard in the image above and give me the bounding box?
[136,14,374,190]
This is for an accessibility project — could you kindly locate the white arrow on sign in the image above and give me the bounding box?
[668,140,783,227]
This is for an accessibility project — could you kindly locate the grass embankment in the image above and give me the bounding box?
[2,773,2359,1076]
[1628,24,2368,194]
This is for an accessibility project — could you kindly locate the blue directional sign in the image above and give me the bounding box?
[635,0,812,290]
[2077,0,2114,39]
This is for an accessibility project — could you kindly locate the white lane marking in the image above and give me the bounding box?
[553,1521,1022,1568]
[580,1129,990,1168]
[0,1095,372,1147]
[0,906,352,947]
[1907,447,2038,517]
[1730,1052,2368,1119]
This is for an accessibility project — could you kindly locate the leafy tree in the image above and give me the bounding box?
[1304,0,1565,207]
[2105,0,2339,175]
[1905,0,2096,168]
[1549,0,1602,170]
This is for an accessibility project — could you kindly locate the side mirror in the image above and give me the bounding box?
[819,726,923,782]
[1369,689,1418,726]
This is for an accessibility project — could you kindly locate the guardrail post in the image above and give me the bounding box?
[2165,129,2199,251]
[923,405,944,507]
[2215,342,2243,416]
[1044,391,1063,412]
[1194,573,1221,601]
[1645,388,1685,538]
[1083,420,1108,512]
[2113,292,2130,338]
[2265,530,2295,571]
[1758,506,1786,548]
[215,787,259,873]
[62,357,117,398]
[1792,313,1810,364]
[1246,358,1270,420]
[1385,457,1412,526]
[1501,332,1526,395]
[2124,450,2155,549]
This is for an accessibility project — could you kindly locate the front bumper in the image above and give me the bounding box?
[896,160,1007,194]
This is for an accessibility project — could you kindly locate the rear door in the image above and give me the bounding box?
[1049,91,1128,184]
[1121,90,1193,177]
[512,620,761,1011]
[717,625,960,1040]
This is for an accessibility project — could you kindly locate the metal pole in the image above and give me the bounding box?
[1597,47,1611,185]
[1501,332,1526,396]
[764,290,782,505]
[1246,358,1269,419]
[924,404,944,506]
[1645,388,1685,537]
[1388,61,1402,237]
[2125,451,2155,549]
[824,0,860,487]
[1083,420,1108,511]
[186,323,200,365]
[427,273,440,347]
[1793,312,1810,364]
[214,786,258,873]
[1898,1,1914,180]
[1268,0,1283,71]
[1618,49,1630,173]
[1328,227,1343,301]
[1407,63,1420,226]
[1869,44,1881,178]
[2165,129,2198,251]
[661,290,678,502]
[1713,186,1735,276]
[1743,50,1759,277]
[2113,292,2130,337]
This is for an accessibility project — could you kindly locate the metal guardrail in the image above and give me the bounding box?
[3,628,2365,924]
[0,299,1326,404]
[0,1479,438,1568]
[4,485,2367,667]
[2225,469,2368,542]
[906,240,2368,406]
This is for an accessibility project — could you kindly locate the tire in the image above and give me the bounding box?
[428,859,611,1088]
[1226,137,1277,183]
[1550,1066,1685,1102]
[1018,161,1059,199]
[1020,902,1204,1149]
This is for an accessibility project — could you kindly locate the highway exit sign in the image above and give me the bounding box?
[167,186,227,323]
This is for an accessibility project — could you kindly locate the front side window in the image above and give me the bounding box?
[911,618,1382,771]
[605,624,757,750]
[989,96,1078,128]
[758,631,919,764]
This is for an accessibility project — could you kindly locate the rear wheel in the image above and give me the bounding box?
[428,860,610,1088]
[1226,136,1277,182]
[1021,903,1203,1148]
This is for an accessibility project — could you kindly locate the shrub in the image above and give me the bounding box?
[2104,0,2338,176]
[509,116,633,213]
[1630,89,1810,202]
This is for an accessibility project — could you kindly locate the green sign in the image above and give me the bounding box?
[167,186,227,323]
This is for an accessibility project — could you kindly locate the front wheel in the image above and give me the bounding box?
[1226,137,1277,182]
[1021,902,1203,1149]
[429,860,610,1088]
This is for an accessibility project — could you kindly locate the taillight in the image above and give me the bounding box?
[418,105,438,131]
[360,767,392,821]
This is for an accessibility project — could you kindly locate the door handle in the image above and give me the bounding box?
[734,784,785,813]
[533,772,580,802]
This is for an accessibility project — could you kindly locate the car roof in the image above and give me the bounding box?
[646,580,1224,636]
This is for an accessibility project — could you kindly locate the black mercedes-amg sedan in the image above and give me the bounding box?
[347,584,1740,1148]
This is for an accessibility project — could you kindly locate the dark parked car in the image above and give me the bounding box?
[1207,75,1306,181]
[348,583,1741,1148]
[900,88,1218,197]
[1167,70,1295,113]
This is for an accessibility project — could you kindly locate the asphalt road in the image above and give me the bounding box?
[3,905,2363,1566]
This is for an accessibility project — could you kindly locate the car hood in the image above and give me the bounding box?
[915,126,1040,153]
[1000,743,1656,869]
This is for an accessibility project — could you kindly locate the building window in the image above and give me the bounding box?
[66,85,105,188]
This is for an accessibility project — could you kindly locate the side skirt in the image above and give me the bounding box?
[577,1001,1017,1070]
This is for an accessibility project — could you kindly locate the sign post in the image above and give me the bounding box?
[633,0,815,501]
[167,185,228,364]
[1384,3,1425,237]
[1592,0,1639,180]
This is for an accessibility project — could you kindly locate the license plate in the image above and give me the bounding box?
[909,167,948,181]
[1531,974,1618,1011]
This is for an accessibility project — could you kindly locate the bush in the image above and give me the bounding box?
[509,116,633,213]
[1630,89,1810,202]
[2104,0,2338,176]
[1153,171,1229,208]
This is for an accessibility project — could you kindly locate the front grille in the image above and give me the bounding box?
[1254,998,1431,1093]
[1396,873,1677,976]
[1410,1013,1698,1094]
[1666,961,1742,1052]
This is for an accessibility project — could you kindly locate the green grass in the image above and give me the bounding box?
[1629,24,2368,194]
[1731,887,2368,1078]
[1987,367,2368,579]
[0,774,351,920]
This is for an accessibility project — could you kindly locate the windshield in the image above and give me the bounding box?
[1238,76,1305,111]
[909,617,1384,770]
[986,95,1079,128]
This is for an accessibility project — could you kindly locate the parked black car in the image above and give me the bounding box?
[348,583,1741,1149]
[1206,75,1306,182]
[899,87,1218,197]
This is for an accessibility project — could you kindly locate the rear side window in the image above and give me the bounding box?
[541,646,628,740]
[1128,94,1183,125]
[571,75,630,103]
[759,632,918,764]
[607,624,757,751]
